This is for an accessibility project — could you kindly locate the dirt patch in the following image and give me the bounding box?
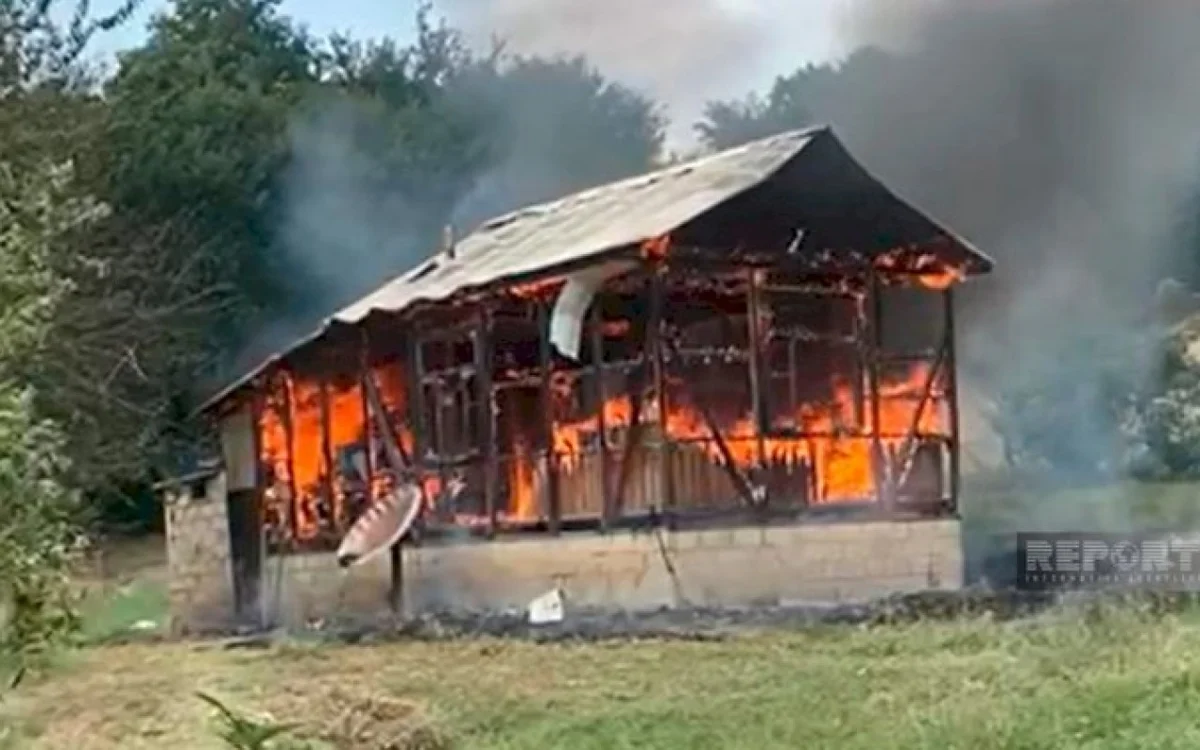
[296,687,449,750]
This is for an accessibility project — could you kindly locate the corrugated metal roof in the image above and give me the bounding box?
[335,126,821,324]
[200,125,991,413]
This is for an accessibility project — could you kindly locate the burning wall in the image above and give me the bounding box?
[252,260,956,552]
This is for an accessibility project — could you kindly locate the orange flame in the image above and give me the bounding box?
[876,250,964,290]
[641,234,671,261]
[258,364,413,543]
[508,438,539,520]
[259,357,946,538]
[504,364,944,513]
[508,277,562,299]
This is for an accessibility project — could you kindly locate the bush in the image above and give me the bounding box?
[0,387,84,665]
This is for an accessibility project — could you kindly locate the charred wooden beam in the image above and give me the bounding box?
[649,272,675,523]
[787,337,799,423]
[760,283,865,298]
[612,360,649,519]
[746,269,768,486]
[429,345,448,501]
[364,363,424,579]
[663,337,759,509]
[768,325,857,346]
[419,320,488,343]
[944,288,961,515]
[357,337,375,497]
[279,373,299,542]
[475,309,498,536]
[250,389,267,559]
[363,372,412,473]
[407,336,428,463]
[852,294,867,428]
[420,365,477,386]
[866,270,892,513]
[893,341,948,491]
[537,302,561,534]
[359,333,400,614]
[591,304,613,530]
[318,378,336,528]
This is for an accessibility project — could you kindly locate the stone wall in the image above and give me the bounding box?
[252,518,963,626]
[257,551,392,626]
[162,472,236,634]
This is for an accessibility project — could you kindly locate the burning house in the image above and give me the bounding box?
[160,126,993,631]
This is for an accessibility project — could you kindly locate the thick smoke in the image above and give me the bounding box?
[817,0,1200,545]
[279,102,438,315]
[438,0,843,146]
[809,0,1200,475]
[271,53,662,354]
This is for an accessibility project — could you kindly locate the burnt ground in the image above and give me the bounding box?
[197,587,1200,650]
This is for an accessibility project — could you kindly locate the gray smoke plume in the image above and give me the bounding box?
[279,101,437,313]
[268,52,662,358]
[438,0,842,146]
[810,0,1200,470]
[820,0,1200,555]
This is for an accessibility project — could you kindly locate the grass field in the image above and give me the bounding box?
[7,481,1200,749]
[5,602,1200,749]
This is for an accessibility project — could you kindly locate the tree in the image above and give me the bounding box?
[0,1,154,656]
[98,0,321,337]
[0,159,99,662]
[695,49,892,150]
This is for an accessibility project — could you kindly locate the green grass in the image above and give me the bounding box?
[7,604,1200,749]
[12,485,1200,748]
[77,580,168,643]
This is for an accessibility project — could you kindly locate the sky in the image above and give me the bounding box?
[90,0,854,147]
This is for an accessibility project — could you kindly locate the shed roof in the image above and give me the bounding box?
[201,125,992,413]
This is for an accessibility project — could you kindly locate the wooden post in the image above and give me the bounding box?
[357,334,379,525]
[407,334,428,464]
[388,544,403,614]
[318,377,336,530]
[612,364,648,519]
[475,309,498,536]
[746,269,768,505]
[249,389,268,626]
[592,303,612,530]
[894,341,948,489]
[250,389,265,528]
[649,272,675,524]
[364,370,413,472]
[428,348,447,513]
[405,333,431,539]
[538,302,561,534]
[279,372,300,542]
[358,333,375,489]
[944,288,961,516]
[867,270,892,513]
[787,337,799,421]
[852,292,868,429]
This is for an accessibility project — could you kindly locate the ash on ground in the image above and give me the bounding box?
[220,588,1200,647]
[188,587,1200,650]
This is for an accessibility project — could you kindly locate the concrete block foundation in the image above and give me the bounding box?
[242,518,963,628]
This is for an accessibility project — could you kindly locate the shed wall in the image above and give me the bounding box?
[163,472,237,634]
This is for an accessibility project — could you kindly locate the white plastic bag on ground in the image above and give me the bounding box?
[528,588,565,625]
